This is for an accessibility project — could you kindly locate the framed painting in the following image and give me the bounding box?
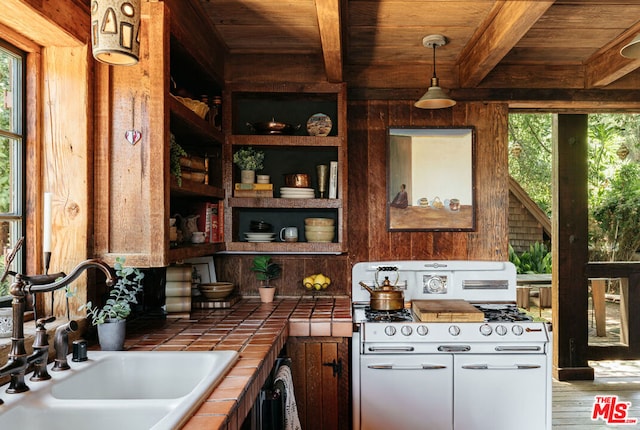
[387,127,476,231]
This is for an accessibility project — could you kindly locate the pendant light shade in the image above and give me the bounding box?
[91,0,141,66]
[621,34,640,59]
[415,35,456,109]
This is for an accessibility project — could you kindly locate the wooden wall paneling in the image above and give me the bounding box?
[465,102,509,260]
[347,101,370,266]
[42,45,91,318]
[367,101,390,261]
[213,254,350,296]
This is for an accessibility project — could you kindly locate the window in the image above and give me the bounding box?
[0,40,24,298]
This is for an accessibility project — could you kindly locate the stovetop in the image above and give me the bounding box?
[361,303,533,324]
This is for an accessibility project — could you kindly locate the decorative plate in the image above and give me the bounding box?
[307,113,332,136]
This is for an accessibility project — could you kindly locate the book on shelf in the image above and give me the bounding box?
[234,183,273,191]
[217,200,224,242]
[234,189,274,198]
[329,161,338,198]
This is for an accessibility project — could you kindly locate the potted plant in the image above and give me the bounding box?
[79,257,144,350]
[250,255,281,303]
[233,147,264,184]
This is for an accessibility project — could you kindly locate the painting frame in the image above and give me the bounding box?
[184,256,217,284]
[387,126,476,232]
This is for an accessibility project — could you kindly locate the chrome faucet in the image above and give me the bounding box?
[0,258,115,403]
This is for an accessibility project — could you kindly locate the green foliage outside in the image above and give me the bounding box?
[509,243,552,274]
[509,113,640,264]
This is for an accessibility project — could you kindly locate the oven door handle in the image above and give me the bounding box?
[368,364,447,370]
[368,346,415,352]
[495,346,542,352]
[437,345,471,352]
[461,364,542,370]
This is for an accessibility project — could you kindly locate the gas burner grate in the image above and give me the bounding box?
[474,304,533,322]
[365,307,413,322]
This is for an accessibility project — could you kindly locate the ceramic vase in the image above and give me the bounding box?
[241,169,255,184]
[97,318,127,351]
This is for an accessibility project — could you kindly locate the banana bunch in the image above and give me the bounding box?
[303,273,331,291]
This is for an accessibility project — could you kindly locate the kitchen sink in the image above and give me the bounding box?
[0,350,239,429]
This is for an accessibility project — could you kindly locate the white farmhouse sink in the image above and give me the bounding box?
[0,350,239,430]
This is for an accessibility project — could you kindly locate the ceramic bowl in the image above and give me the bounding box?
[305,225,335,232]
[198,282,234,300]
[304,217,335,226]
[305,230,335,242]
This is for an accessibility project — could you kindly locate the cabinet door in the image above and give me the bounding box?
[287,337,350,430]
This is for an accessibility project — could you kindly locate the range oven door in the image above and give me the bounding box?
[453,354,548,430]
[359,354,453,430]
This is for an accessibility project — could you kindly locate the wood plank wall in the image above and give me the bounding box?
[217,100,510,296]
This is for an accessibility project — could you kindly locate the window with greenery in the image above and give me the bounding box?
[0,40,25,299]
[508,113,640,263]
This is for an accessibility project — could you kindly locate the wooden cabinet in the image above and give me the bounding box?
[94,0,226,267]
[223,82,348,254]
[286,337,350,430]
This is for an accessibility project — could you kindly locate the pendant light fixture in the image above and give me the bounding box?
[621,34,640,59]
[91,0,141,66]
[415,34,456,109]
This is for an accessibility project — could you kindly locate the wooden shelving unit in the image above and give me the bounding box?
[222,82,348,254]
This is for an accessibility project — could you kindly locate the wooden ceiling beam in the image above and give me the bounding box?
[315,0,343,82]
[585,23,640,88]
[457,0,554,88]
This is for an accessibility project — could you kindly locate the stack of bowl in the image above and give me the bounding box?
[304,218,335,242]
[198,282,234,301]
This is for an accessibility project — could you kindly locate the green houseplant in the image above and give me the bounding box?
[251,255,281,303]
[233,147,265,183]
[79,257,144,350]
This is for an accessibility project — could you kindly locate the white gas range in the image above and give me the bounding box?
[351,260,552,430]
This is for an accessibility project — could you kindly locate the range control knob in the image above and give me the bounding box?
[384,325,397,337]
[448,325,461,336]
[416,325,429,336]
[495,325,508,336]
[479,324,493,336]
[512,325,524,336]
[401,326,413,336]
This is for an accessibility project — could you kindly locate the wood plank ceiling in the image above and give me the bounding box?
[202,0,640,109]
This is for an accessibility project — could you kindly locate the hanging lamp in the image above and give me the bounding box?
[621,34,640,59]
[91,0,141,66]
[415,35,456,109]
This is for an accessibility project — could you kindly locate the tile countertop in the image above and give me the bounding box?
[122,296,352,430]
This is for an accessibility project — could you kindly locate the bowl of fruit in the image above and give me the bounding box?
[303,273,331,292]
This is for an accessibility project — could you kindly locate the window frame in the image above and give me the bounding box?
[0,38,25,303]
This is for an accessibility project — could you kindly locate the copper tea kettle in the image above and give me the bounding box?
[359,276,404,311]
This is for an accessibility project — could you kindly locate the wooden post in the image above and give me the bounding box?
[517,287,531,310]
[590,279,606,337]
[552,114,593,380]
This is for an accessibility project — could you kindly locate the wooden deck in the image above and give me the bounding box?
[553,361,640,428]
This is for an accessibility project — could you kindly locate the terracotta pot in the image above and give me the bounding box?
[259,286,276,303]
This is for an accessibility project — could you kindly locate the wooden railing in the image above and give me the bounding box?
[585,262,640,360]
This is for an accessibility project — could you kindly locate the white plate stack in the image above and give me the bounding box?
[280,187,315,198]
[244,232,276,242]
